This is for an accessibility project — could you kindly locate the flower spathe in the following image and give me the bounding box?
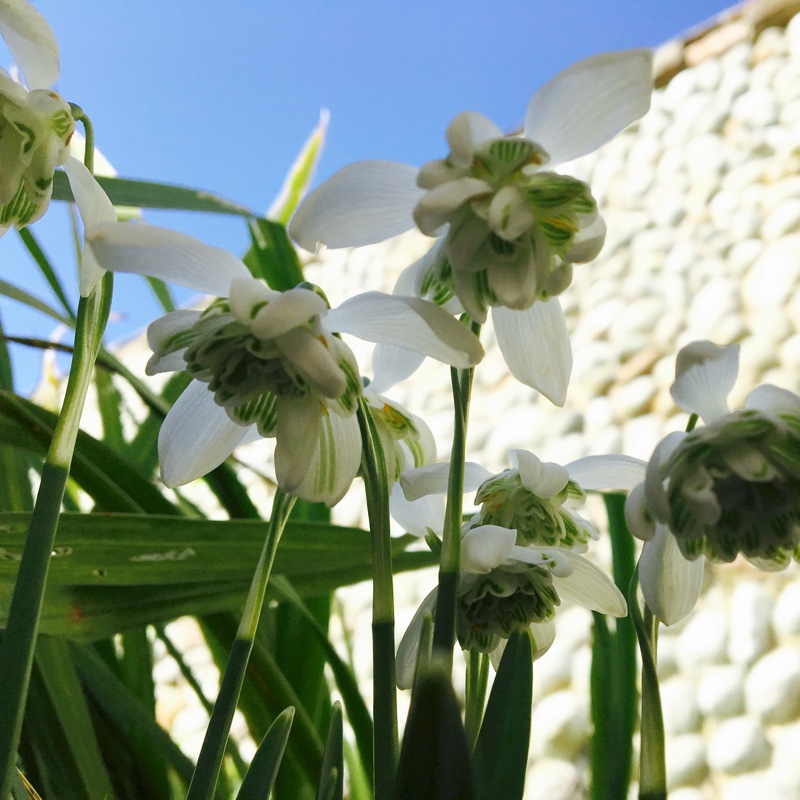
[393,449,643,686]
[0,0,75,235]
[625,340,800,625]
[289,49,653,403]
[86,221,483,504]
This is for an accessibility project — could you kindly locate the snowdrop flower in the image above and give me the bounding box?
[394,449,644,685]
[290,50,652,403]
[0,0,77,235]
[86,222,483,504]
[625,341,800,625]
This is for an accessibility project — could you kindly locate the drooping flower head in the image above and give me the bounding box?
[393,450,643,685]
[290,49,653,403]
[86,222,483,504]
[0,0,75,234]
[625,341,800,625]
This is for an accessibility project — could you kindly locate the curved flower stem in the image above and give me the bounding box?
[187,489,297,800]
[69,104,95,174]
[464,649,490,749]
[356,398,397,800]
[629,567,666,800]
[0,114,108,797]
[433,319,480,664]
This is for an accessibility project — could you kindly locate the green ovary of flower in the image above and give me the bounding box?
[476,470,595,551]
[457,566,560,653]
[665,410,800,567]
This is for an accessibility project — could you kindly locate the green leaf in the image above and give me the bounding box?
[394,662,475,800]
[17,228,75,320]
[317,702,343,800]
[53,170,256,217]
[0,278,73,326]
[268,110,329,225]
[472,629,533,800]
[236,708,295,800]
[244,218,304,291]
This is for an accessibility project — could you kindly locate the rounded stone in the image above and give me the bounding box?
[744,239,800,307]
[526,759,581,800]
[530,690,590,759]
[706,716,770,774]
[661,677,701,735]
[744,647,800,724]
[772,581,800,636]
[727,581,774,666]
[666,733,708,789]
[731,88,779,128]
[761,198,800,240]
[676,609,729,674]
[697,664,745,719]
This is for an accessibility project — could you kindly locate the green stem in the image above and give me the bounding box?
[356,399,397,800]
[629,567,666,800]
[464,649,489,749]
[69,104,95,174]
[187,489,296,800]
[0,272,112,798]
[433,331,477,661]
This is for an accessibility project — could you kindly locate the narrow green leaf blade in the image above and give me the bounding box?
[236,707,295,800]
[244,219,304,291]
[317,702,343,800]
[472,629,533,800]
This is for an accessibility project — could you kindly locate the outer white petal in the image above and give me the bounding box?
[294,410,361,506]
[553,550,627,617]
[62,156,117,296]
[524,49,653,166]
[489,620,556,670]
[624,482,656,541]
[396,588,437,690]
[671,341,739,423]
[639,525,704,626]
[0,0,59,89]
[390,482,445,536]
[274,395,323,493]
[288,160,422,251]
[369,344,425,395]
[461,525,517,573]
[328,292,483,368]
[645,431,686,523]
[745,384,800,417]
[400,461,494,502]
[159,380,250,486]
[493,299,572,406]
[86,221,251,296]
[566,455,647,492]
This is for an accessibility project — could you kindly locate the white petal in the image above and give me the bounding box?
[671,341,739,422]
[624,482,656,542]
[639,526,704,626]
[288,160,422,251]
[328,292,483,368]
[746,384,800,417]
[461,525,517,573]
[276,328,347,398]
[645,431,686,524]
[553,550,627,617]
[445,111,503,166]
[399,461,494,502]
[488,619,557,670]
[510,449,569,498]
[146,350,187,376]
[368,344,425,395]
[565,213,606,263]
[146,309,202,353]
[0,0,59,89]
[492,299,572,406]
[524,49,653,166]
[390,482,445,536]
[294,410,361,506]
[159,380,250,486]
[274,395,323,493]
[566,455,647,492]
[396,588,437,690]
[86,221,251,296]
[413,177,491,237]
[251,288,328,338]
[228,277,275,325]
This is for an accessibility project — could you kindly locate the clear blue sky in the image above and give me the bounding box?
[2,1,735,394]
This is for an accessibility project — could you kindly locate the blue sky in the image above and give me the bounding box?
[2,1,735,393]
